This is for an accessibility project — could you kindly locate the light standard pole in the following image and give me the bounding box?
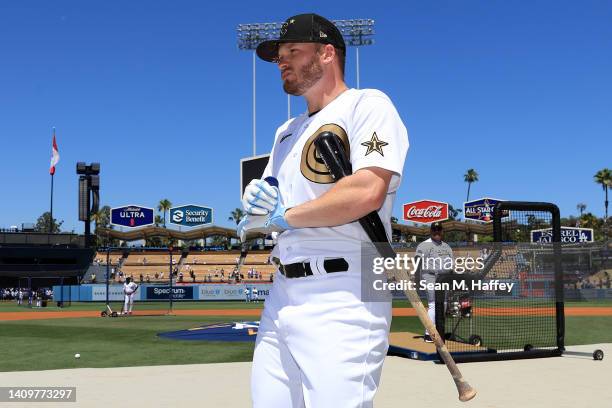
[334,19,375,89]
[237,23,282,157]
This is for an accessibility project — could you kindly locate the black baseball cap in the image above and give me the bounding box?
[256,13,346,62]
[430,222,443,232]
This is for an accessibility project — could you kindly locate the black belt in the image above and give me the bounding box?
[273,258,349,279]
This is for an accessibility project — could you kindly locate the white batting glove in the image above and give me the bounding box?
[242,179,278,215]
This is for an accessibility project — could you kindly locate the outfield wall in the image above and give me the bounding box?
[50,284,612,302]
[52,283,273,301]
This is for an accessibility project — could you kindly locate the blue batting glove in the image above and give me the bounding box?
[264,196,293,232]
[242,179,278,215]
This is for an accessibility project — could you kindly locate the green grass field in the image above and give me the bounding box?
[0,301,265,313]
[1,300,611,372]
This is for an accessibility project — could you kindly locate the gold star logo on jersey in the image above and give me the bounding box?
[361,132,388,156]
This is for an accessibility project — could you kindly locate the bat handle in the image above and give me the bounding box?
[264,176,279,188]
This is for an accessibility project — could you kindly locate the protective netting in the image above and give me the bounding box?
[435,205,563,359]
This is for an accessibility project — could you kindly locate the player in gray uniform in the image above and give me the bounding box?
[415,222,453,342]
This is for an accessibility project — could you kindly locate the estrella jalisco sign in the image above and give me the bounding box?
[531,227,594,243]
[464,197,507,223]
[169,205,213,227]
[111,205,154,228]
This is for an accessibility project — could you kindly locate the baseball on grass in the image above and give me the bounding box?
[75,353,81,359]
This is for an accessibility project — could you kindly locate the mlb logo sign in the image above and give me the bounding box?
[403,200,449,224]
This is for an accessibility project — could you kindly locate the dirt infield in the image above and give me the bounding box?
[0,343,609,407]
[1,306,611,321]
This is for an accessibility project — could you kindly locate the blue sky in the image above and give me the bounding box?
[1,1,610,232]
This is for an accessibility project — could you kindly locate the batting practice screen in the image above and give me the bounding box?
[435,202,564,362]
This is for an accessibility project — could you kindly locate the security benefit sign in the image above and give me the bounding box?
[169,205,213,227]
[403,200,449,224]
[146,286,194,300]
[531,227,594,243]
[111,205,154,228]
[464,197,507,223]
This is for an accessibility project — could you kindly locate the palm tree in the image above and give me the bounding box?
[91,206,111,231]
[228,208,245,225]
[157,199,172,227]
[448,204,463,221]
[594,168,611,224]
[154,215,163,227]
[91,211,102,232]
[577,203,587,217]
[464,169,479,202]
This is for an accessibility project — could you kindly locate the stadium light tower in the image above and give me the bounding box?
[334,19,375,89]
[237,22,282,157]
[236,18,375,155]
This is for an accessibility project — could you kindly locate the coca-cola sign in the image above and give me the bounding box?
[402,200,449,224]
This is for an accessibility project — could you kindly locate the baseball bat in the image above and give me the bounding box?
[314,131,477,402]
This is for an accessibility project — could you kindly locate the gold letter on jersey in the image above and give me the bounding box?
[300,124,350,184]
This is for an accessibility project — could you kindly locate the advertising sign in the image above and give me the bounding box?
[402,200,449,224]
[169,205,213,227]
[531,227,594,243]
[463,197,507,223]
[146,286,194,300]
[111,205,154,228]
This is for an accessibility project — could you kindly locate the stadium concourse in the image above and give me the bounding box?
[0,343,609,407]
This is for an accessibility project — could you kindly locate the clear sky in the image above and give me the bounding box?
[1,1,610,232]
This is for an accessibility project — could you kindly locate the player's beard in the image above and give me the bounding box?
[283,54,323,96]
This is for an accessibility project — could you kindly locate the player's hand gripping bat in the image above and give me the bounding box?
[314,131,477,402]
[235,177,280,279]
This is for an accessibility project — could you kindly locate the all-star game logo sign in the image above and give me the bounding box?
[463,197,507,223]
[403,200,449,224]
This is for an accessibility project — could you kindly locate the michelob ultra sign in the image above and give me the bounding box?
[111,205,154,228]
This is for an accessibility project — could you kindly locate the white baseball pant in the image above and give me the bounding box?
[251,260,391,408]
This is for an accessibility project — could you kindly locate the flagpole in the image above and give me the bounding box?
[49,127,55,233]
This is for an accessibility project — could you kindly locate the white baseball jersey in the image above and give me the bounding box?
[123,281,138,295]
[253,88,408,407]
[262,88,409,264]
[416,238,454,274]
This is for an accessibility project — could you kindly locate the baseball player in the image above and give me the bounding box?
[239,13,408,407]
[415,222,454,342]
[122,277,138,315]
[244,286,251,303]
[251,286,259,303]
